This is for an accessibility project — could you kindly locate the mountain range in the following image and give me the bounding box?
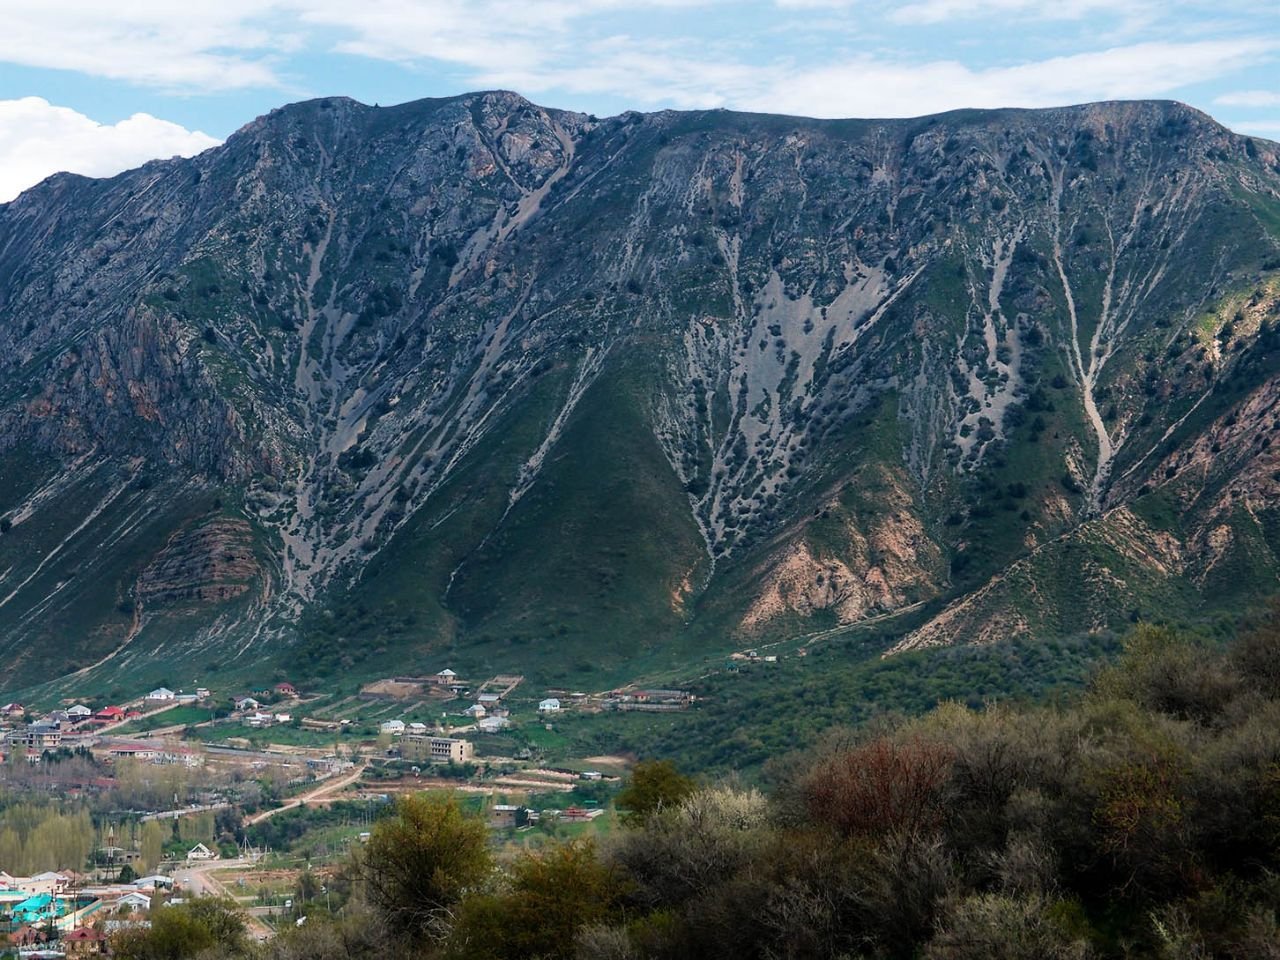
[1,91,1278,697]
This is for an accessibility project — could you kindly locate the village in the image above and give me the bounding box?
[0,670,695,954]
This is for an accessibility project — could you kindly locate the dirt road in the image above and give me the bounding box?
[244,763,366,825]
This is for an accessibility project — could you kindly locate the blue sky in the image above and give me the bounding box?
[0,0,1277,201]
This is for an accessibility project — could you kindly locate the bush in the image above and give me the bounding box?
[925,894,1094,959]
[359,794,492,943]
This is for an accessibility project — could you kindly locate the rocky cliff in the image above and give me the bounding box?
[1,92,1277,694]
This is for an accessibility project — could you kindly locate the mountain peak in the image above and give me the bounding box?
[0,91,1278,696]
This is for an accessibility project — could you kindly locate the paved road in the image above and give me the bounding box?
[173,858,275,941]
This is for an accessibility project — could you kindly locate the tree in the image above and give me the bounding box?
[359,793,492,943]
[446,840,621,960]
[802,735,954,839]
[925,894,1093,960]
[615,760,695,821]
[140,821,167,872]
[111,898,246,960]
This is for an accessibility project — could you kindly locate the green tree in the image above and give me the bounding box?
[615,760,695,821]
[446,840,621,960]
[359,793,492,943]
[111,898,246,960]
[140,821,167,872]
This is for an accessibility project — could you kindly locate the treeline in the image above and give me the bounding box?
[0,797,202,875]
[116,610,1280,958]
[0,802,94,876]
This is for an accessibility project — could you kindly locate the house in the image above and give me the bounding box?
[244,711,274,728]
[489,804,525,829]
[233,696,260,713]
[476,716,511,733]
[130,875,173,891]
[0,703,24,718]
[274,682,297,697]
[145,687,176,702]
[195,687,210,701]
[273,713,292,724]
[380,720,406,735]
[124,710,143,720]
[94,706,125,722]
[11,720,63,752]
[478,693,501,705]
[105,741,162,762]
[434,669,457,684]
[463,704,486,719]
[8,925,48,947]
[0,888,27,911]
[185,843,216,862]
[10,893,62,925]
[62,927,108,956]
[538,698,561,714]
[66,705,92,720]
[427,737,473,763]
[161,745,205,768]
[116,891,153,910]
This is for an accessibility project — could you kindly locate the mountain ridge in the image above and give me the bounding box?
[1,90,1278,697]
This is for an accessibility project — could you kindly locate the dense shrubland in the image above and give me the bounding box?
[117,608,1280,958]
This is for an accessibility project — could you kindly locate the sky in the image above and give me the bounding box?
[0,1,1278,203]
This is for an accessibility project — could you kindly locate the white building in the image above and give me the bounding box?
[116,891,153,911]
[186,843,216,862]
[131,875,173,891]
[380,720,406,735]
[463,704,486,719]
[66,704,92,720]
[538,698,561,714]
[146,688,176,702]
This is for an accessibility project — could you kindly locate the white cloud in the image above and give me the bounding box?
[736,40,1277,117]
[476,37,1276,119]
[0,98,221,204]
[1215,89,1280,107]
[1226,119,1280,138]
[886,0,1149,26]
[0,1,1274,130]
[0,1,287,91]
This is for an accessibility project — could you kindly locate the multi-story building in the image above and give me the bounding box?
[428,737,473,763]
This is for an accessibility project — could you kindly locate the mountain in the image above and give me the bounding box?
[1,91,1278,697]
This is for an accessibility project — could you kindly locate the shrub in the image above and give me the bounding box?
[359,794,492,943]
[801,735,954,839]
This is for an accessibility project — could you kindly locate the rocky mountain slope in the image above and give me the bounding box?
[1,92,1278,695]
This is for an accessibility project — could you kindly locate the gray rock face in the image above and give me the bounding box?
[1,92,1278,693]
